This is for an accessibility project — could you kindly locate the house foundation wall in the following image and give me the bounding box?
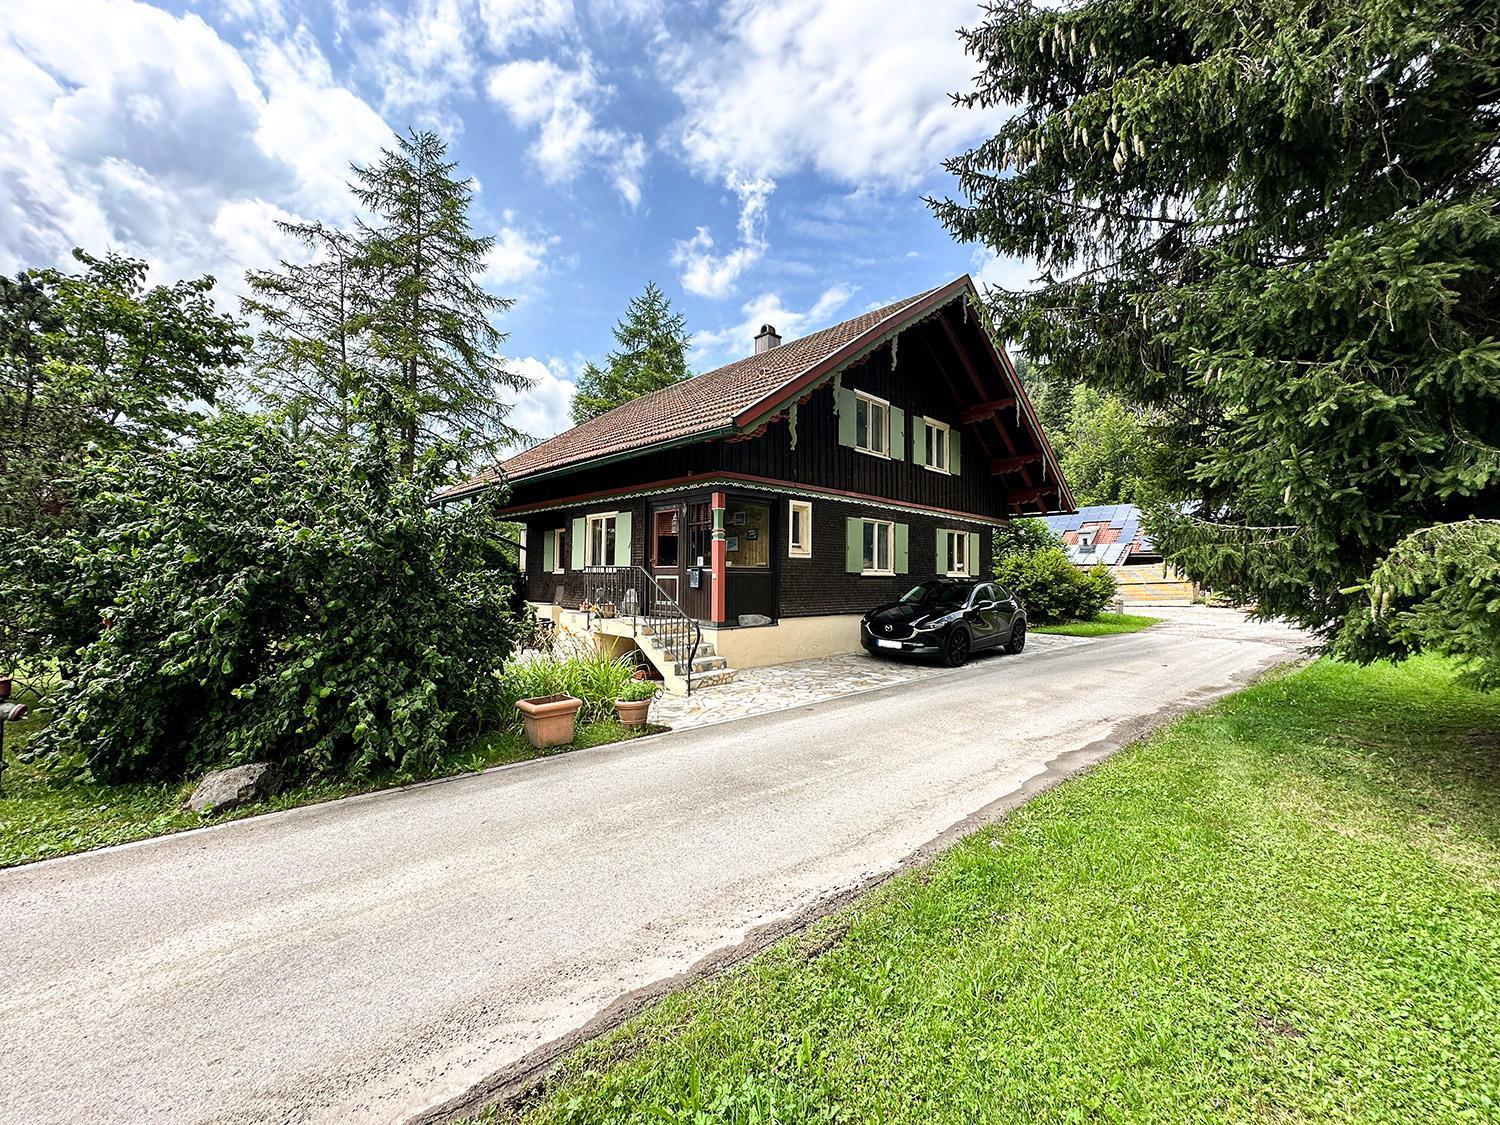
[702,614,866,668]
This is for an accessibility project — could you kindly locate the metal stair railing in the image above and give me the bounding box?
[579,565,703,695]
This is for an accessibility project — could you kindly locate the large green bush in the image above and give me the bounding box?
[995,547,1117,625]
[12,414,522,782]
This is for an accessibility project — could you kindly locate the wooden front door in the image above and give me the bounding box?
[649,503,683,604]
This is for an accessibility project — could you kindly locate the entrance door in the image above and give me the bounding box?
[680,501,714,622]
[650,503,682,604]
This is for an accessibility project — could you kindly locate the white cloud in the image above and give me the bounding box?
[970,248,1047,293]
[670,173,774,298]
[692,282,857,365]
[666,0,1001,190]
[483,226,553,289]
[505,355,576,444]
[485,54,647,206]
[0,0,391,293]
[358,0,576,110]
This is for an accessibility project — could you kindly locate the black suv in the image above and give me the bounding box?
[860,579,1026,667]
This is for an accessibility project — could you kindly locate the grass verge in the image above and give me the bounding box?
[486,656,1500,1123]
[1032,611,1162,636]
[0,698,661,869]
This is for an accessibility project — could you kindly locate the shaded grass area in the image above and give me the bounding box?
[0,692,660,869]
[486,657,1500,1123]
[1033,611,1161,636]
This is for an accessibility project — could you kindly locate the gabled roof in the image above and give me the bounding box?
[439,275,1072,512]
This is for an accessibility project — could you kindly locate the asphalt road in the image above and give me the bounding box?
[0,607,1307,1124]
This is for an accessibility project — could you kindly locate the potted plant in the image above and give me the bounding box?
[614,679,658,727]
[515,693,583,748]
[597,600,617,619]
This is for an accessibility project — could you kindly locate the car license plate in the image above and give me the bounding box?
[876,639,902,649]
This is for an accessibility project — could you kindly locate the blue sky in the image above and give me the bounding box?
[2,0,1031,444]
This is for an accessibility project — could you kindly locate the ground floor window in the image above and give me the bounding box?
[586,512,618,568]
[725,501,770,568]
[788,499,812,558]
[861,519,894,575]
[942,529,970,576]
[547,527,565,573]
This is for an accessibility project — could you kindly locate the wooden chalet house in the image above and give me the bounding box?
[440,275,1074,692]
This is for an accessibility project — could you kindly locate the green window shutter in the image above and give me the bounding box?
[968,531,980,575]
[912,417,927,466]
[894,523,909,574]
[845,517,863,573]
[614,511,632,567]
[936,528,949,574]
[949,429,962,476]
[542,527,554,573]
[890,407,906,462]
[837,387,857,448]
[570,517,586,570]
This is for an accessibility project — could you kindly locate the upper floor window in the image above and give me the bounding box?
[921,417,951,472]
[854,391,890,457]
[586,512,618,568]
[788,500,813,558]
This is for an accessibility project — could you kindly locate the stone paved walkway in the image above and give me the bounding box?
[652,632,1089,731]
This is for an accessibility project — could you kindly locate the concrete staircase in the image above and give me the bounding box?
[634,627,738,695]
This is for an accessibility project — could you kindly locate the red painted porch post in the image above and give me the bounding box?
[710,491,727,624]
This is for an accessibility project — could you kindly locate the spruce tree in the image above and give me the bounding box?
[934,0,1500,675]
[571,281,691,424]
[242,221,370,442]
[353,129,529,471]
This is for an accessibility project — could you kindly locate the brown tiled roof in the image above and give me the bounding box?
[444,281,954,495]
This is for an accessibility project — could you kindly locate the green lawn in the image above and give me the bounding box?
[0,697,657,868]
[487,656,1500,1123]
[1033,611,1162,636]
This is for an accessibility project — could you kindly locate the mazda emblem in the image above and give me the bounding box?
[882,624,893,634]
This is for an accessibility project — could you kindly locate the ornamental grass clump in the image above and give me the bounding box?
[498,643,640,725]
[10,413,523,783]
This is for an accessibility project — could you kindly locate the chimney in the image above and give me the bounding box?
[753,324,781,354]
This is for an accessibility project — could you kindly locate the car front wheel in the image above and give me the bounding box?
[942,627,972,667]
[1005,620,1027,654]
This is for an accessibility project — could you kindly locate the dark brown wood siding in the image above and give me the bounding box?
[519,492,991,619]
[504,316,1011,520]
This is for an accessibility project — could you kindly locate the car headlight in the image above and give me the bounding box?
[912,613,957,632]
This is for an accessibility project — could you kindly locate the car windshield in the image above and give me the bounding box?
[898,582,971,611]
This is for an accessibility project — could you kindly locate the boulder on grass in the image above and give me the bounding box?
[185,762,282,815]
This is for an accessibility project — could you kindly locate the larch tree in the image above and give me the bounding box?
[934,0,1500,683]
[242,221,370,442]
[571,281,692,424]
[352,129,530,472]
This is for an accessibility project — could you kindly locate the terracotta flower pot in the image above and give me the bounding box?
[515,694,583,748]
[615,697,652,728]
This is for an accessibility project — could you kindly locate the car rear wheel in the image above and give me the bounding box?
[1005,620,1027,654]
[942,628,972,667]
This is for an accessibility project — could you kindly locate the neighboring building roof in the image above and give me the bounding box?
[1043,504,1159,567]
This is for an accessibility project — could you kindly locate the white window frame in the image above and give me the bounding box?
[854,391,891,459]
[548,527,565,573]
[585,511,619,568]
[921,417,951,473]
[943,528,970,577]
[861,518,895,576]
[788,500,813,559]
